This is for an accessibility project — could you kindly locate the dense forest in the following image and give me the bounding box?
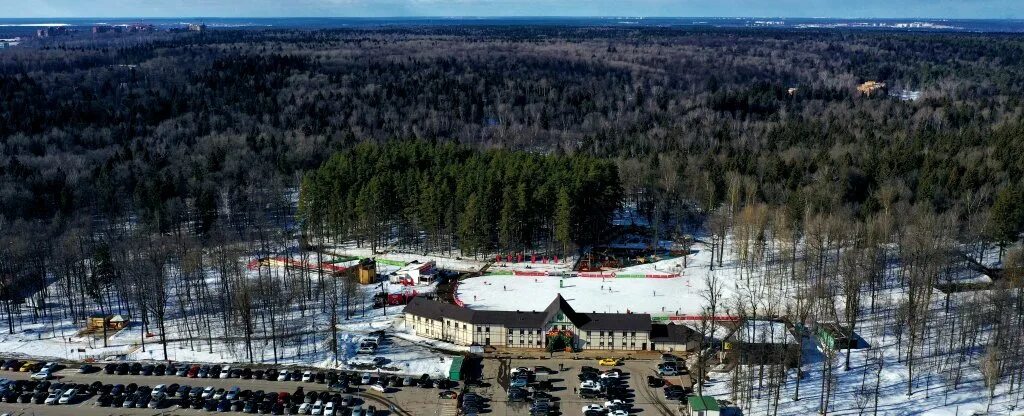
[298,141,620,256]
[1,25,1024,414]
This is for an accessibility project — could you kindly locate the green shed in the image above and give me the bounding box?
[686,396,721,416]
[448,356,465,381]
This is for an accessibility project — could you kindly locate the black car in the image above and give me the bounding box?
[264,369,278,381]
[259,400,273,413]
[253,369,265,379]
[125,383,139,394]
[535,380,553,391]
[580,366,599,373]
[32,391,47,404]
[578,372,599,381]
[17,392,32,403]
[243,400,257,413]
[112,394,127,407]
[110,384,124,396]
[104,363,117,374]
[315,372,326,383]
[116,363,129,375]
[507,389,527,402]
[647,375,664,387]
[179,397,193,408]
[192,398,206,409]
[216,399,231,411]
[241,368,253,379]
[203,399,218,411]
[89,381,103,394]
[232,400,245,411]
[579,388,602,399]
[96,393,113,407]
[129,363,142,375]
[3,391,17,403]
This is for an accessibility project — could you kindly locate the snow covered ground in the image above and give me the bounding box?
[0,258,453,378]
[457,241,735,316]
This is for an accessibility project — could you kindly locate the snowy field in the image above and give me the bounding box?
[457,241,735,316]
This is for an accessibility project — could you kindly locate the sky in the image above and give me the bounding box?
[2,0,1022,19]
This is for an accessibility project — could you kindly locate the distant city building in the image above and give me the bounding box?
[188,23,208,33]
[36,26,70,38]
[0,38,20,49]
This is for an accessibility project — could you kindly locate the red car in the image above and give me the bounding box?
[187,365,200,378]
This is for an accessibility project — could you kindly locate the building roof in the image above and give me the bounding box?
[687,396,721,411]
[650,323,701,343]
[405,295,652,331]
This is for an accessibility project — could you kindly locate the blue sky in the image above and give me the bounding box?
[4,0,1022,19]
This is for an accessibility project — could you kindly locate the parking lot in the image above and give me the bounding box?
[449,356,690,416]
[0,354,689,416]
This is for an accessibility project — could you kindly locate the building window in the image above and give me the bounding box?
[630,342,635,348]
[587,331,592,337]
[520,329,525,335]
[536,341,541,346]
[477,327,482,332]
[536,329,541,334]
[631,331,636,337]
[463,324,467,329]
[622,331,627,337]
[486,327,490,332]
[600,331,604,336]
[599,342,604,347]
[508,329,513,335]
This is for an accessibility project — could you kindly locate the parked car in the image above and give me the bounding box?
[598,358,621,366]
[43,389,62,405]
[78,364,97,374]
[57,388,77,404]
[219,365,232,379]
[177,364,190,377]
[30,370,51,381]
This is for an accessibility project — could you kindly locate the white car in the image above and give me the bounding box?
[580,380,600,390]
[600,371,620,379]
[370,383,386,392]
[609,411,628,416]
[201,386,215,399]
[302,370,314,382]
[311,400,324,415]
[604,399,627,409]
[30,370,51,381]
[58,388,77,404]
[324,401,336,416]
[510,366,530,375]
[44,389,62,405]
[151,384,167,397]
[277,371,290,381]
[659,368,679,376]
[582,404,603,413]
[219,366,231,378]
[42,362,58,371]
[360,373,372,385]
[357,346,375,354]
[298,403,312,414]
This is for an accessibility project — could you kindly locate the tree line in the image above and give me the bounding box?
[298,141,621,257]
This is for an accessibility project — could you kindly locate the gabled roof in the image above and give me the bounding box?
[405,295,652,331]
[650,323,701,343]
[687,396,721,411]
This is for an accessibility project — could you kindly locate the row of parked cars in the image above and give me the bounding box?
[0,377,384,415]
[578,366,633,416]
[504,366,561,416]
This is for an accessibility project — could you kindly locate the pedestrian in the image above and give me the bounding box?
[573,387,577,394]
[600,285,603,290]
[503,285,506,291]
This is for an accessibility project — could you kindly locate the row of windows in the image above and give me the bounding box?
[508,338,543,346]
[588,331,638,337]
[597,342,638,348]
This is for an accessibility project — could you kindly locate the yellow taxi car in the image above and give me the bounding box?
[19,361,37,372]
[598,357,621,366]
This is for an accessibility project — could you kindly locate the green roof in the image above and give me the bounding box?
[688,396,721,411]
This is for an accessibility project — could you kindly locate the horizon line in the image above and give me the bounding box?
[4,16,1024,21]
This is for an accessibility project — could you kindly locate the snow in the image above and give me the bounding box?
[0,257,452,378]
[458,241,732,316]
